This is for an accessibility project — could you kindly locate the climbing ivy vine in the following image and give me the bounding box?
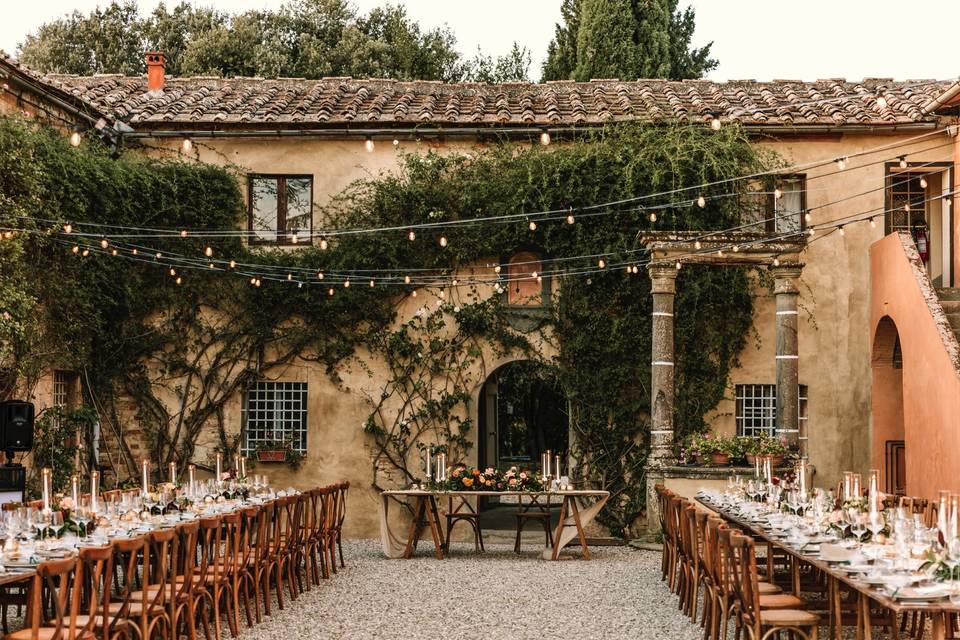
[0,115,772,535]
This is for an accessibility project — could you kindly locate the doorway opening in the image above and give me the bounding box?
[477,360,568,530]
[871,316,905,495]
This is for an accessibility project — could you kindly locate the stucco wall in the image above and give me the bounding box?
[98,128,955,535]
[870,232,960,498]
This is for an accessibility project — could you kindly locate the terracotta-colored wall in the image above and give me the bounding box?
[870,232,960,499]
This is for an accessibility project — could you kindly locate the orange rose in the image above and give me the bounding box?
[472,469,480,476]
[463,478,473,487]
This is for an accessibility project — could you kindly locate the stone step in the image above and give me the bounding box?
[937,287,960,301]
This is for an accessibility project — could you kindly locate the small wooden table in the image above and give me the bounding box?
[379,490,609,561]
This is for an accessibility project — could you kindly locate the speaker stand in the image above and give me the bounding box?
[3,450,20,468]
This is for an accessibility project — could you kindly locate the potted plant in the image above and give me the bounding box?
[708,436,734,467]
[254,436,304,469]
[746,434,789,467]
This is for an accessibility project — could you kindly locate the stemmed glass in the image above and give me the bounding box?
[850,512,867,543]
[946,538,960,580]
[746,480,758,503]
[49,512,65,540]
[74,498,91,539]
[867,512,885,543]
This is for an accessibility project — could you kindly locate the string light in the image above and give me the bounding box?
[181,138,193,153]
[320,237,329,250]
[540,130,551,146]
[63,223,72,234]
[155,252,162,259]
[72,245,79,254]
[229,260,236,269]
[649,212,657,222]
[175,276,182,285]
[287,273,293,281]
[208,263,214,268]
[839,226,845,236]
[716,249,723,257]
[566,210,575,224]
[836,157,847,170]
[100,239,108,249]
[494,265,501,274]
[899,156,908,169]
[920,177,928,189]
[69,132,81,147]
[317,272,324,280]
[344,280,350,288]
[675,261,682,270]
[773,258,780,267]
[531,271,538,279]
[255,279,261,288]
[732,245,739,252]
[631,265,639,274]
[111,249,117,256]
[528,220,537,231]
[364,137,375,152]
[392,139,399,146]
[710,118,722,131]
[411,290,418,297]
[169,268,176,276]
[369,280,375,287]
[407,230,416,242]
[598,259,606,268]
[81,249,89,257]
[404,275,411,284]
[204,246,213,257]
[290,233,299,244]
[452,279,458,286]
[439,235,448,247]
[179,230,188,238]
[697,195,706,208]
[694,240,702,250]
[328,288,335,296]
[805,212,812,224]
[774,187,783,199]
[870,217,876,228]
[132,249,138,255]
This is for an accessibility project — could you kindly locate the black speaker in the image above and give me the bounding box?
[1,401,34,451]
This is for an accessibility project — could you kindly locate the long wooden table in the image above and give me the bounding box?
[379,489,609,561]
[698,495,960,640]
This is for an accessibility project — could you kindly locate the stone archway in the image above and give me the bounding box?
[871,315,906,494]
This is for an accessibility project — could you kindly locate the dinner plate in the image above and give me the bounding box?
[892,586,950,601]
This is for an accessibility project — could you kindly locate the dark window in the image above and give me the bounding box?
[506,251,543,306]
[248,175,312,244]
[767,175,806,234]
[241,381,308,454]
[735,383,808,437]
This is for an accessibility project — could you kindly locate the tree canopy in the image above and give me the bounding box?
[16,0,531,82]
[541,0,717,82]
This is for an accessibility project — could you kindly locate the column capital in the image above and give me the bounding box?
[771,262,804,295]
[648,264,678,295]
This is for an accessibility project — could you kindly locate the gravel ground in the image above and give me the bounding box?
[239,539,698,640]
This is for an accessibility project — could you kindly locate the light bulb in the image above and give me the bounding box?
[694,240,702,250]
[205,246,213,257]
[320,237,329,250]
[369,280,375,287]
[328,288,335,296]
[132,249,138,255]
[494,265,501,274]
[697,195,706,208]
[870,217,876,228]
[179,229,188,238]
[250,277,258,286]
[208,263,214,268]
[567,213,575,225]
[404,275,411,284]
[297,282,303,289]
[675,261,681,270]
[175,276,182,285]
[899,156,907,169]
[439,289,446,298]
[452,279,458,286]
[169,268,176,276]
[81,249,89,257]
[536,275,542,283]
[408,230,416,241]
[392,139,399,146]
[72,245,79,254]
[287,273,293,281]
[364,137,375,152]
[774,188,783,199]
[290,233,299,244]
[649,212,657,222]
[805,212,812,223]
[100,239,108,249]
[717,250,723,257]
[411,290,418,297]
[807,228,815,237]
[732,245,739,252]
[632,265,639,274]
[111,249,117,256]
[182,138,193,153]
[344,280,350,288]
[229,260,236,269]
[69,132,81,147]
[155,252,162,259]
[839,226,845,236]
[904,204,910,212]
[773,258,780,267]
[540,130,551,146]
[64,223,72,234]
[317,272,324,280]
[598,259,606,268]
[836,157,846,170]
[439,236,448,247]
[710,118,722,131]
[528,220,537,231]
[920,177,928,189]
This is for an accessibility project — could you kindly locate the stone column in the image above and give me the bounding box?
[773,264,803,454]
[646,264,678,533]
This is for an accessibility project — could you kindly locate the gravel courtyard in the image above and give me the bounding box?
[240,539,696,640]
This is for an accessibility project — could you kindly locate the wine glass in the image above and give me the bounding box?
[49,511,64,539]
[947,538,960,581]
[74,499,91,539]
[867,511,885,542]
[850,512,867,543]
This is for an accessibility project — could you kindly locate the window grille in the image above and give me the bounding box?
[736,383,809,437]
[887,171,926,234]
[241,382,308,454]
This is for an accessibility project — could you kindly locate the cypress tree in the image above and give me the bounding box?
[541,0,716,82]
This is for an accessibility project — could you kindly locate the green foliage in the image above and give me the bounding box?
[541,0,717,82]
[16,0,522,83]
[30,407,95,495]
[1,115,768,532]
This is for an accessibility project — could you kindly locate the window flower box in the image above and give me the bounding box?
[256,449,288,463]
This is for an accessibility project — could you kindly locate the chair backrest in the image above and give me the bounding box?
[28,556,79,640]
[724,531,761,635]
[146,527,177,619]
[336,482,349,530]
[111,535,148,630]
[218,511,243,576]
[75,545,114,640]
[173,519,200,602]
[197,516,222,586]
[700,516,722,588]
[240,505,264,568]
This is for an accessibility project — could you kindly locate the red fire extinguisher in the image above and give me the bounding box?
[914,223,929,262]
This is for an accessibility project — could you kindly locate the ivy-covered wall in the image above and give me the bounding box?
[0,116,767,535]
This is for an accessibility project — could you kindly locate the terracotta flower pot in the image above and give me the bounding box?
[767,454,785,468]
[693,453,706,466]
[710,452,732,466]
[745,453,757,465]
[256,450,287,463]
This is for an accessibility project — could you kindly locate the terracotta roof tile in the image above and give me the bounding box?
[0,52,952,130]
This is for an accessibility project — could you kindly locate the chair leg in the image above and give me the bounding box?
[338,533,345,568]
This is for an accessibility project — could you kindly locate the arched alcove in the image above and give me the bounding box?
[871,315,905,495]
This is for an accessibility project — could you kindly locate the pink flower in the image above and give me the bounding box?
[519,472,527,479]
[508,478,517,486]
[58,497,75,511]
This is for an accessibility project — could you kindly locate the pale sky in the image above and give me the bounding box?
[2,0,959,82]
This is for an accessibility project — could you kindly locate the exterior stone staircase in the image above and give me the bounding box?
[938,288,960,340]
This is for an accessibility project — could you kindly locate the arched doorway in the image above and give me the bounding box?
[477,360,569,529]
[871,316,905,495]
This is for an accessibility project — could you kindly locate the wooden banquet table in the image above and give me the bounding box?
[379,489,609,561]
[698,494,960,640]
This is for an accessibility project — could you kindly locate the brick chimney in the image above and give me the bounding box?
[145,51,165,94]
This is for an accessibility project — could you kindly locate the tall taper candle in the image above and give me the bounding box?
[754,456,760,479]
[555,454,561,479]
[425,450,432,480]
[216,453,222,482]
[90,471,99,513]
[234,454,240,475]
[950,495,959,542]
[141,459,149,495]
[240,456,246,478]
[71,474,79,508]
[546,450,552,477]
[169,461,176,484]
[188,465,196,495]
[42,468,51,512]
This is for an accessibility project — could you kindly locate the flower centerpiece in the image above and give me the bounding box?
[438,465,544,492]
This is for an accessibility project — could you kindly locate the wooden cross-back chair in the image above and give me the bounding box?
[7,556,79,640]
